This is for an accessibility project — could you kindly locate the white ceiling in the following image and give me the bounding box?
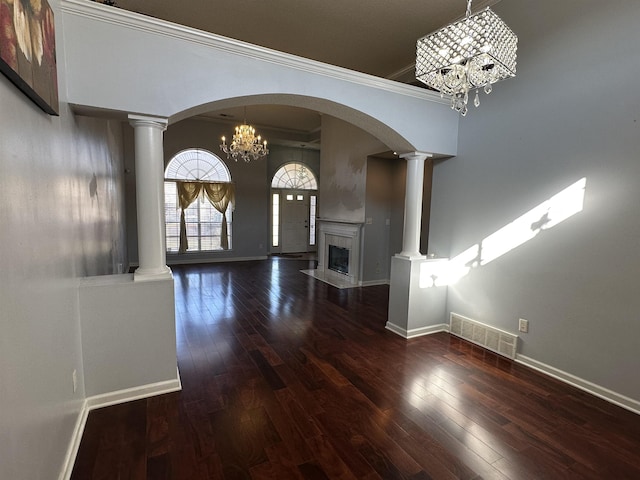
[112,0,499,145]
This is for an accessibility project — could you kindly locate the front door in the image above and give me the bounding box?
[281,191,309,253]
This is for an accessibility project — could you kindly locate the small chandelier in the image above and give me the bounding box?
[220,109,269,162]
[415,0,517,116]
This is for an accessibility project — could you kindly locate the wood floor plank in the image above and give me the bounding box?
[71,259,640,479]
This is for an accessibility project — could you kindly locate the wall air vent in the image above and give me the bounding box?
[449,312,518,359]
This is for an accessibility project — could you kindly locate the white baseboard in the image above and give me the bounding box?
[359,278,390,287]
[385,322,449,339]
[86,376,182,410]
[515,354,640,415]
[59,370,182,480]
[58,400,89,480]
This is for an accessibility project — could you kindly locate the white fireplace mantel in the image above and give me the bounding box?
[304,219,364,288]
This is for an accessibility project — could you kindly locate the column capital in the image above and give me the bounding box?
[400,151,433,162]
[128,114,169,131]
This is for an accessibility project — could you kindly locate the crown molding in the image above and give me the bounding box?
[60,0,448,105]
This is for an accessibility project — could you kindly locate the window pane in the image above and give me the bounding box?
[200,237,215,250]
[200,223,214,236]
[272,193,279,247]
[310,195,317,245]
[187,236,199,250]
[166,223,180,236]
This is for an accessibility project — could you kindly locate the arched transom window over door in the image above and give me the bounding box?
[165,149,234,253]
[271,162,318,251]
[271,162,318,190]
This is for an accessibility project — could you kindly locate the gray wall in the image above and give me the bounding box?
[363,157,394,282]
[319,115,387,222]
[79,275,177,397]
[0,80,126,478]
[429,0,640,402]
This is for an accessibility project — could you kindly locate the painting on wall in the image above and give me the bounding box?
[0,0,59,115]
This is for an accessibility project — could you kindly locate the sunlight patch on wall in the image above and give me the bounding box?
[421,177,586,288]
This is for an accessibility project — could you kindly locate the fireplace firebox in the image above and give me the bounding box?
[328,245,349,274]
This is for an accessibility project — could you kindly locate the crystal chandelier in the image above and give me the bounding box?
[220,109,269,162]
[415,0,517,116]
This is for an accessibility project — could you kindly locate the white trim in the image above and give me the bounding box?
[59,369,182,480]
[385,322,449,339]
[359,279,390,287]
[86,376,182,411]
[515,354,640,416]
[60,0,447,104]
[58,400,89,480]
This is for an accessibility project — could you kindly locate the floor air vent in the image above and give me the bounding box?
[449,312,518,359]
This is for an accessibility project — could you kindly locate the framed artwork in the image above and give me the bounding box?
[0,0,59,115]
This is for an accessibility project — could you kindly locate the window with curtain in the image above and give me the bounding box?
[165,149,234,253]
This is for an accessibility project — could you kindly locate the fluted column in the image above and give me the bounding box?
[129,114,172,282]
[398,151,433,258]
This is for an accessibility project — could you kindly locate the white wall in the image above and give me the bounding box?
[429,0,640,405]
[0,78,126,479]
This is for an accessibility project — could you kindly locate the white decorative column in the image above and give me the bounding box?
[398,151,432,258]
[129,114,172,282]
[388,151,445,338]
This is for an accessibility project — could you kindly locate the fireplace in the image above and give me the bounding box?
[301,219,363,288]
[328,245,349,274]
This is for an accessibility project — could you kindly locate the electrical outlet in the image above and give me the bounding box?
[518,318,529,333]
[72,369,77,393]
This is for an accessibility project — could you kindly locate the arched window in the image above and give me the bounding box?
[271,162,318,190]
[271,162,318,249]
[165,149,233,252]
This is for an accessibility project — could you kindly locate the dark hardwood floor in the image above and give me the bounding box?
[72,258,640,479]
